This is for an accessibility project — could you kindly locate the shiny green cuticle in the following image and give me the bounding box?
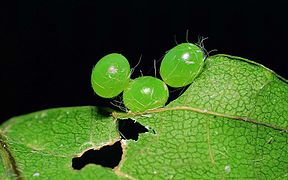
[123,76,169,112]
[91,53,131,98]
[160,43,205,88]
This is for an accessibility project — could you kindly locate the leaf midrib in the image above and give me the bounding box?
[112,106,288,132]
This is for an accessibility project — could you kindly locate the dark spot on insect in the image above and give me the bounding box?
[213,115,217,118]
[72,141,122,170]
[117,119,149,141]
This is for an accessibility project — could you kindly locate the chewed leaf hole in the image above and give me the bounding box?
[118,119,149,141]
[72,141,122,170]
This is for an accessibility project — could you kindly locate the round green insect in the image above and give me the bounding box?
[91,53,130,98]
[160,43,205,87]
[123,76,169,112]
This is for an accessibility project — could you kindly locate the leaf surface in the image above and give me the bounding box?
[0,107,121,179]
[1,54,287,179]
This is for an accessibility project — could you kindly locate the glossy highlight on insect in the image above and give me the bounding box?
[123,76,169,112]
[91,42,204,112]
[160,43,205,87]
[91,53,130,98]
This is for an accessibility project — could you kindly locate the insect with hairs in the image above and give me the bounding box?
[91,42,205,112]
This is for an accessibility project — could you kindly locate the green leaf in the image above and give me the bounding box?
[1,54,287,179]
[0,107,121,179]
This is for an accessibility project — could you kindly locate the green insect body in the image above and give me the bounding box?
[91,53,130,98]
[160,43,205,88]
[91,43,203,112]
[123,76,169,112]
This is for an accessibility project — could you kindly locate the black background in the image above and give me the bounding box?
[1,0,287,123]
